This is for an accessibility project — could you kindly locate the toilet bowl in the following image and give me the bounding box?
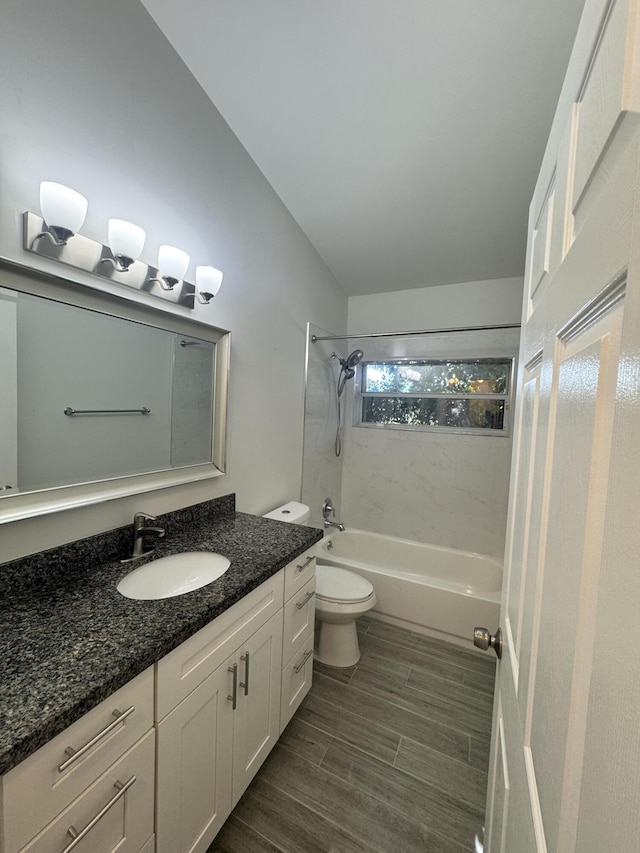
[315,563,377,668]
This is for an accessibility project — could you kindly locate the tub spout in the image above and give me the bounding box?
[324,519,346,532]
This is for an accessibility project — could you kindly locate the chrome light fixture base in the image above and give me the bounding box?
[23,212,196,308]
[99,254,135,273]
[32,225,73,247]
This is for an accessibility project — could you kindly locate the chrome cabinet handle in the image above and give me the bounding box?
[62,775,136,853]
[294,649,313,673]
[296,590,315,610]
[296,555,314,573]
[227,663,238,709]
[240,651,250,696]
[58,706,135,773]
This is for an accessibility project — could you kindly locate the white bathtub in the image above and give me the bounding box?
[317,529,502,645]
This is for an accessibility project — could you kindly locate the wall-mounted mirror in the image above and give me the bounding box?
[0,259,229,523]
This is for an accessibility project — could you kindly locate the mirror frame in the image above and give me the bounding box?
[0,257,230,524]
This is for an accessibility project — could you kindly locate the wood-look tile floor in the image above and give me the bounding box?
[210,617,496,853]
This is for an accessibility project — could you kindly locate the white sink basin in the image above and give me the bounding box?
[117,552,231,600]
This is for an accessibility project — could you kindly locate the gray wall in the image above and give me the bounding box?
[0,0,347,562]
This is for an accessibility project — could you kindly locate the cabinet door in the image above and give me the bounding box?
[231,609,283,806]
[156,662,234,853]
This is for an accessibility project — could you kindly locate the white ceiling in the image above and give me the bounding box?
[140,0,586,296]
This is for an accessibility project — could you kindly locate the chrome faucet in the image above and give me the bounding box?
[322,497,346,532]
[122,511,166,561]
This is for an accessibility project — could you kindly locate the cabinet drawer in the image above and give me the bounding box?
[279,632,314,733]
[17,730,155,853]
[283,547,316,601]
[156,571,284,721]
[2,668,154,853]
[282,575,315,667]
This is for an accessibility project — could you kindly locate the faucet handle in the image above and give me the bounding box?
[322,498,335,520]
[134,511,157,527]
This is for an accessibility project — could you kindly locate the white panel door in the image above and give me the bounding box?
[484,1,640,850]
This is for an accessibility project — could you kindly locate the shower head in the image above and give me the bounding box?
[332,349,364,372]
[333,348,365,399]
[345,349,364,369]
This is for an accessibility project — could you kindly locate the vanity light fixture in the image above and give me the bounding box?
[155,245,190,290]
[195,265,224,303]
[23,182,223,310]
[103,219,146,272]
[35,181,88,246]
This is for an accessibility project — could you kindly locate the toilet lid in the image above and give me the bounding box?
[315,564,374,603]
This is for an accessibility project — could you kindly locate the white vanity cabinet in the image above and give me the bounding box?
[280,547,316,732]
[155,572,284,853]
[0,667,155,853]
[1,544,319,853]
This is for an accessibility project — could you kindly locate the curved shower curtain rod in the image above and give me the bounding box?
[311,322,521,343]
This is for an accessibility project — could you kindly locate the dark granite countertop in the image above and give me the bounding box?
[0,495,322,775]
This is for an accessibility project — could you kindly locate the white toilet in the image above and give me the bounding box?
[315,563,376,668]
[262,501,376,668]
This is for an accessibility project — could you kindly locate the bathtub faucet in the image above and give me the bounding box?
[322,497,346,532]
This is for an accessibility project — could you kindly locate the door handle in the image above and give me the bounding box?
[474,626,503,659]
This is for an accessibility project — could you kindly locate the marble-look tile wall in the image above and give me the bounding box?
[339,329,520,558]
[170,336,215,467]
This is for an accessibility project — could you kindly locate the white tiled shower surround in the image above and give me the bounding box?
[304,323,520,559]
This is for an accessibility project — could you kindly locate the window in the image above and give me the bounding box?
[357,358,513,434]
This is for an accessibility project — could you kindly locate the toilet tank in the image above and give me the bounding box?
[262,501,310,524]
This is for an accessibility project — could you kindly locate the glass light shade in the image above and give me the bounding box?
[158,245,190,281]
[108,219,146,262]
[196,265,224,298]
[39,182,88,233]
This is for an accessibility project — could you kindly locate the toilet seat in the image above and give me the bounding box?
[316,564,374,604]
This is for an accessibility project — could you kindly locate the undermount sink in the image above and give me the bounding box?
[117,551,231,600]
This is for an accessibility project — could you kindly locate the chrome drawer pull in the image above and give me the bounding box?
[62,775,136,852]
[240,651,250,696]
[296,590,315,610]
[228,663,238,710]
[296,555,314,573]
[294,649,313,673]
[58,706,135,773]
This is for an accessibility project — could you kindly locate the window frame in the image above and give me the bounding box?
[354,356,515,437]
